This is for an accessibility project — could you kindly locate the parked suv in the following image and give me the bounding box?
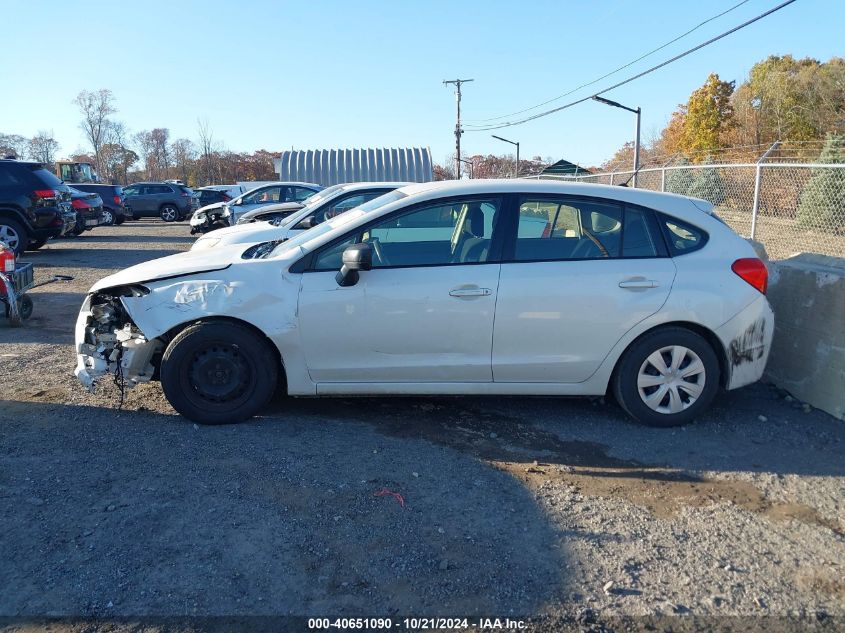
[0,159,74,255]
[123,182,195,222]
[72,184,127,225]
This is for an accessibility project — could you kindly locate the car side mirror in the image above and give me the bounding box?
[335,243,373,287]
[295,216,316,230]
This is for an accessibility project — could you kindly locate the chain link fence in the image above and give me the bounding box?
[548,163,845,260]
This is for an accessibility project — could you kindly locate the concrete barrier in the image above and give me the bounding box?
[757,249,845,421]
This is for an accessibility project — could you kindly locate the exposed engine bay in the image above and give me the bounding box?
[75,285,163,390]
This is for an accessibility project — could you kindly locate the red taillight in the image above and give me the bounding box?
[732,258,768,295]
[114,195,122,205]
[71,198,91,209]
[34,189,58,200]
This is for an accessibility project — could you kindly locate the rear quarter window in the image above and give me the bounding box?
[658,213,709,255]
[31,168,64,188]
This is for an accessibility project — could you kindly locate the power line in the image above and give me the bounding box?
[464,0,798,133]
[465,0,751,124]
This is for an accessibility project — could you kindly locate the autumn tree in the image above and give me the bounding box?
[27,130,59,166]
[74,89,117,174]
[680,73,735,158]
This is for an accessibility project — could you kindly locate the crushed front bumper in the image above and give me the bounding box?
[74,294,161,390]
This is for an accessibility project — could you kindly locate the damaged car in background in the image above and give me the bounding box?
[190,182,409,251]
[75,179,774,427]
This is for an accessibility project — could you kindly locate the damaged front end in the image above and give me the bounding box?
[74,285,163,390]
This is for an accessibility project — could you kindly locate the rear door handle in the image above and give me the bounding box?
[618,279,658,289]
[449,287,492,297]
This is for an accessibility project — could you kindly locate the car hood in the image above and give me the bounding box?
[90,244,248,292]
[237,202,304,222]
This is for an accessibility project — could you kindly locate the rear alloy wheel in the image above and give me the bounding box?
[0,218,27,256]
[160,205,179,222]
[160,321,278,424]
[613,327,720,427]
[101,209,115,226]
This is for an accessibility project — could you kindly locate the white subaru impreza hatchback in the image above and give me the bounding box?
[75,179,773,427]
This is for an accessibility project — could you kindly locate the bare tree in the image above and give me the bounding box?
[132,130,156,180]
[196,117,217,185]
[149,128,171,177]
[74,89,116,175]
[171,138,196,184]
[28,130,60,166]
[100,122,136,184]
[0,133,29,158]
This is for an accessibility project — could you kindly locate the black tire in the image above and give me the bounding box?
[70,212,85,237]
[114,215,125,226]
[160,321,278,424]
[132,214,140,221]
[160,205,179,222]
[26,238,48,251]
[101,208,115,226]
[0,217,28,256]
[18,294,33,320]
[612,327,720,427]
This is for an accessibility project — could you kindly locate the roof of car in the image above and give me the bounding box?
[336,181,410,190]
[396,178,714,213]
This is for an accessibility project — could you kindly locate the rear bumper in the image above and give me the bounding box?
[715,295,775,390]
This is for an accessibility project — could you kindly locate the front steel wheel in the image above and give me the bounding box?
[160,321,278,424]
[613,327,720,427]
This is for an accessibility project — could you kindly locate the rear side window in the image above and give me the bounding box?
[658,214,709,255]
[622,207,666,258]
[513,198,623,261]
[0,168,22,186]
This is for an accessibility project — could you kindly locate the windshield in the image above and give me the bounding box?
[292,184,347,209]
[264,189,408,259]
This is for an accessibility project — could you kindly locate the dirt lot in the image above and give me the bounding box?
[0,221,843,630]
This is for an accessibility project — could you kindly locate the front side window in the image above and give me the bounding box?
[243,186,281,204]
[292,187,317,202]
[513,198,622,261]
[311,198,501,270]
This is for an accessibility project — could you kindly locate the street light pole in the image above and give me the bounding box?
[592,96,641,187]
[491,134,520,178]
[444,78,474,179]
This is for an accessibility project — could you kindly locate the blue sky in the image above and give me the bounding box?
[1,0,840,168]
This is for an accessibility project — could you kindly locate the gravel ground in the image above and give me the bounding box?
[0,222,843,631]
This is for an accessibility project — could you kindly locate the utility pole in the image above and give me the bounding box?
[443,78,473,179]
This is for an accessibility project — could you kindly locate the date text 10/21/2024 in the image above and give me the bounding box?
[307,618,527,630]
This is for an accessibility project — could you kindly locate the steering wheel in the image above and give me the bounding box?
[369,237,391,267]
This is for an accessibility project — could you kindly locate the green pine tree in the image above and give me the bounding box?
[688,157,727,206]
[664,158,695,196]
[797,134,845,234]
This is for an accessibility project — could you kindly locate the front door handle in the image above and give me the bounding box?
[449,287,492,297]
[618,279,658,289]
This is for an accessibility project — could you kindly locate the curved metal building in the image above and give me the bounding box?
[273,147,432,186]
